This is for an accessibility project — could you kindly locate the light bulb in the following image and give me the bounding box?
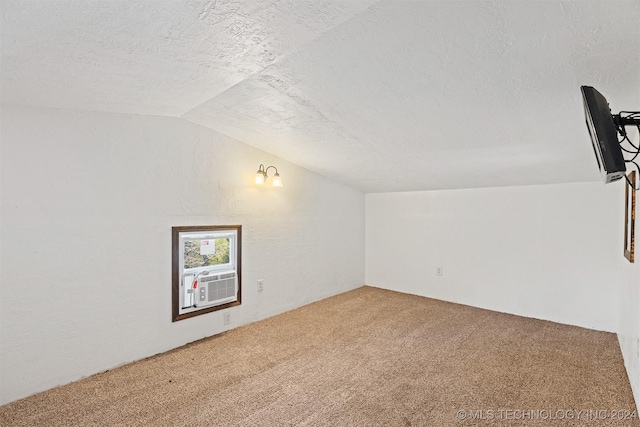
[272,172,283,187]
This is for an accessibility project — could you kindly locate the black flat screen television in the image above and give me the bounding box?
[581,85,626,183]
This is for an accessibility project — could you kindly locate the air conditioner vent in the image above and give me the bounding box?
[194,270,238,308]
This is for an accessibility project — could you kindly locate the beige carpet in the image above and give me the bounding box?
[0,286,637,426]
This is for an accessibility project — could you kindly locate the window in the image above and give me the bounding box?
[172,225,242,321]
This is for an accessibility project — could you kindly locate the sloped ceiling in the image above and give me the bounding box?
[2,0,639,192]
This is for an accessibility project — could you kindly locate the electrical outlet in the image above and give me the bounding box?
[436,267,443,276]
[223,312,231,325]
[257,279,264,292]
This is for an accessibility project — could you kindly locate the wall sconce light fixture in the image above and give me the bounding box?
[255,164,283,187]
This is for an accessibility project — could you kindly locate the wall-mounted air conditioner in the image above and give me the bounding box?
[183,270,238,310]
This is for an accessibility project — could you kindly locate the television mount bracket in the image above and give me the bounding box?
[613,114,640,128]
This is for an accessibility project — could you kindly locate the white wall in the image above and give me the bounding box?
[366,182,622,332]
[620,239,640,410]
[0,105,365,405]
[619,128,640,409]
[3,104,637,408]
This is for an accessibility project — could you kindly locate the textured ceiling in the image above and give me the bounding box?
[2,0,639,192]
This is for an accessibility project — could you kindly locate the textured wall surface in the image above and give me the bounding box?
[0,106,365,405]
[0,0,375,117]
[2,1,639,192]
[366,182,621,332]
[184,1,640,192]
[620,252,640,413]
[619,127,640,410]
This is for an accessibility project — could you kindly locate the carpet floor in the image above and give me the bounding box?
[0,286,637,426]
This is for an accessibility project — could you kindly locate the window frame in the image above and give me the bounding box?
[172,225,242,322]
